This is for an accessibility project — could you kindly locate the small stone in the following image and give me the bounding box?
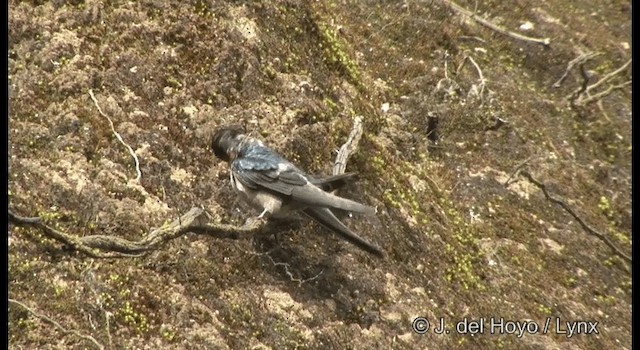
[519,21,534,31]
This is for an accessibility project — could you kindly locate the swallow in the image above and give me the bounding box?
[211,125,384,257]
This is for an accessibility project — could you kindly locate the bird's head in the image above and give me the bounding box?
[211,125,245,162]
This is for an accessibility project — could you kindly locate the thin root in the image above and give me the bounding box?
[88,89,142,183]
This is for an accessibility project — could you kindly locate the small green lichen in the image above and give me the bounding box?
[597,196,613,219]
[119,301,149,334]
[537,304,553,315]
[317,22,362,89]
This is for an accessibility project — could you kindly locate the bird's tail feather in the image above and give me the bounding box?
[303,207,384,258]
[326,195,376,215]
[292,186,376,215]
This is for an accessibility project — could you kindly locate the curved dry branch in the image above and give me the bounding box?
[519,171,631,265]
[8,208,267,258]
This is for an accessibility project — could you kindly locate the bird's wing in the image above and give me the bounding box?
[231,156,307,193]
[303,207,384,258]
[232,157,374,214]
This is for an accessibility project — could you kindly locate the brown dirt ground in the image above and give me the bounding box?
[9,1,631,349]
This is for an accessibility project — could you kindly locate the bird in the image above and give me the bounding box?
[211,125,384,257]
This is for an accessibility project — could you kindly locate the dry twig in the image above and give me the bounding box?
[457,55,487,99]
[266,255,325,286]
[241,248,325,286]
[105,311,112,349]
[584,59,631,94]
[9,298,105,350]
[89,89,142,183]
[567,59,632,107]
[553,51,602,88]
[8,208,267,258]
[518,171,631,265]
[503,156,534,186]
[440,0,551,46]
[333,115,363,176]
[579,80,632,106]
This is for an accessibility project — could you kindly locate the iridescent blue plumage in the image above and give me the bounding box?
[235,144,290,171]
